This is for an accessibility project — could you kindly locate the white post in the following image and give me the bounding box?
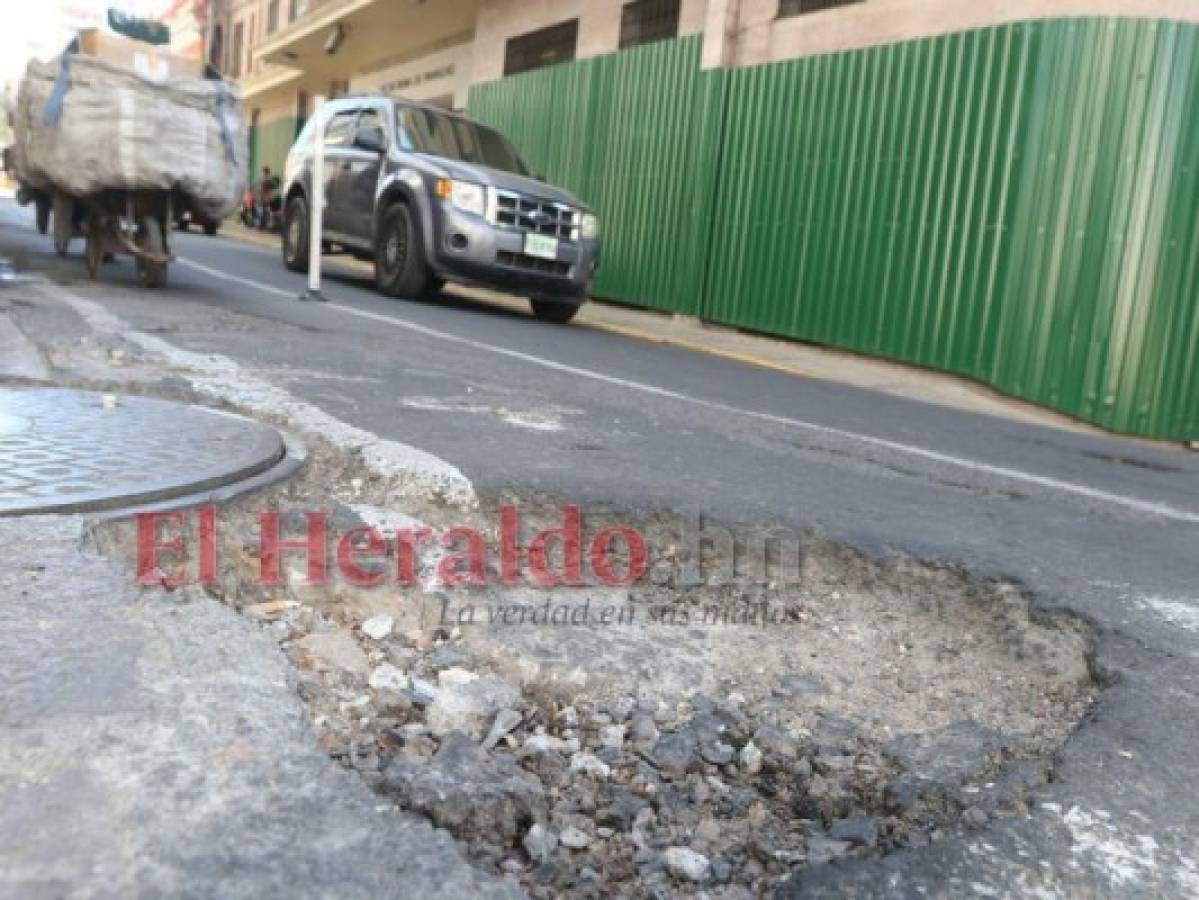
[303,94,326,300]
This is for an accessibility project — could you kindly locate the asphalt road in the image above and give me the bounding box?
[2,200,1197,896]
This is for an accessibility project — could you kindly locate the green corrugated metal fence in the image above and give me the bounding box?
[251,115,298,181]
[470,37,723,312]
[469,20,1199,441]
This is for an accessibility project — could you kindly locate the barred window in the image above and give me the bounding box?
[267,0,279,34]
[504,20,579,76]
[620,0,681,50]
[778,0,864,17]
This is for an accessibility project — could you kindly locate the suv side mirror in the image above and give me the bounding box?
[353,125,386,154]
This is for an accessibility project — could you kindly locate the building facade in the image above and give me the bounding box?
[216,0,1199,178]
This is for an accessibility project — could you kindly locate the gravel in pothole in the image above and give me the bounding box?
[93,452,1098,898]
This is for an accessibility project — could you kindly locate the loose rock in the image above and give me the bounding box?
[559,826,590,850]
[483,708,523,750]
[661,846,711,883]
[652,732,698,776]
[361,615,394,640]
[520,733,580,756]
[569,752,611,779]
[828,816,879,848]
[523,824,558,864]
[426,668,521,740]
[368,664,409,692]
[740,741,763,775]
[599,724,626,750]
[628,714,660,748]
[701,741,735,766]
[292,632,369,679]
[382,733,546,854]
[962,806,989,828]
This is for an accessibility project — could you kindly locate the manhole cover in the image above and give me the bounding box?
[0,388,285,516]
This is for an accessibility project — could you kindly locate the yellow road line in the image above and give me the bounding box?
[580,318,811,380]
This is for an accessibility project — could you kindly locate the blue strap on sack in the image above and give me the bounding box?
[213,79,237,165]
[42,37,80,126]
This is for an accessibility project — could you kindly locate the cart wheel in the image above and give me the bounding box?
[135,216,168,289]
[84,220,104,279]
[35,197,50,235]
[52,193,73,256]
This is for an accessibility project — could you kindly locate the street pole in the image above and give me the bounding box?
[301,94,326,301]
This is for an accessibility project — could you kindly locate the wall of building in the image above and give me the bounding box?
[472,0,709,84]
[245,86,297,178]
[707,0,1199,68]
[350,39,475,109]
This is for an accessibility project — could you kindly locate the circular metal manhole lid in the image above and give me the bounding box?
[0,388,285,516]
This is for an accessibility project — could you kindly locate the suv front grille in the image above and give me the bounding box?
[497,250,572,277]
[494,190,577,240]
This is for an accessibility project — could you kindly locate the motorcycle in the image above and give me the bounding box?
[256,197,282,233]
[238,188,256,228]
[255,176,282,233]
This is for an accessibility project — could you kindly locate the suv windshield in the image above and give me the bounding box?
[396,105,530,176]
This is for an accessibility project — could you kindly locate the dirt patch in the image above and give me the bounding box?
[91,442,1097,898]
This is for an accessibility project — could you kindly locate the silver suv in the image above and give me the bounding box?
[280,97,600,323]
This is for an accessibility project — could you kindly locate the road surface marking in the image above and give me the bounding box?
[43,278,476,507]
[177,257,1199,525]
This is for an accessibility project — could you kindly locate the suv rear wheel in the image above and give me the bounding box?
[282,195,309,273]
[375,203,430,298]
[530,298,580,324]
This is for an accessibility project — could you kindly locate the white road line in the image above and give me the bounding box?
[181,256,297,299]
[45,276,476,508]
[178,257,1199,526]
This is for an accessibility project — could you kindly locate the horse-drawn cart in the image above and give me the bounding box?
[11,31,246,288]
[28,186,180,287]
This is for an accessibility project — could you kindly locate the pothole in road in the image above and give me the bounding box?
[93,446,1098,898]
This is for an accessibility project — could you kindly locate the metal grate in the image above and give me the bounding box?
[496,251,572,277]
[494,191,577,240]
[620,0,681,50]
[503,19,579,76]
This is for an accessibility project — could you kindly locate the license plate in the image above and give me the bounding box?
[524,233,559,260]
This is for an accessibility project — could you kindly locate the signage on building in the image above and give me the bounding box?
[350,42,472,108]
[377,63,455,97]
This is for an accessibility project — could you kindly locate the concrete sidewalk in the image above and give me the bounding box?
[0,515,519,900]
[217,221,1143,445]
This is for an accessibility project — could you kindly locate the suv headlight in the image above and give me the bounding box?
[580,213,599,240]
[439,179,486,217]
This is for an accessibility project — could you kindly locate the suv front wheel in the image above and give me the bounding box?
[375,203,431,298]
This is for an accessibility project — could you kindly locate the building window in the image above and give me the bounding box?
[230,20,244,78]
[295,90,309,136]
[247,14,256,72]
[268,0,279,34]
[620,0,680,50]
[208,23,222,69]
[503,20,578,76]
[778,0,864,16]
[288,0,299,22]
[324,108,358,147]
